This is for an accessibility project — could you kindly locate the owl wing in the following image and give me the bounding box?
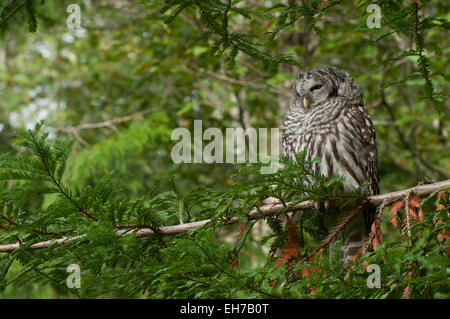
[339,103,379,196]
[335,102,379,240]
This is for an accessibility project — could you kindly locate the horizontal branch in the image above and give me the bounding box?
[84,13,163,31]
[51,109,153,134]
[189,67,291,99]
[0,180,448,253]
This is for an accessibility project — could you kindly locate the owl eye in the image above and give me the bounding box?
[310,85,323,91]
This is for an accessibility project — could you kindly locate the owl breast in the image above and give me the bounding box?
[282,97,378,195]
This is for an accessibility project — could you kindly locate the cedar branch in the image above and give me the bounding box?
[0,179,448,253]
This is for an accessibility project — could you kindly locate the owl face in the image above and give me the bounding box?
[291,67,361,110]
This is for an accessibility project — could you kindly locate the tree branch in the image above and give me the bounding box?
[0,180,448,253]
[381,93,449,180]
[188,67,290,99]
[83,13,163,31]
[50,109,152,134]
[0,1,28,29]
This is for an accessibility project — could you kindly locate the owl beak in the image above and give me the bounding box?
[303,97,310,108]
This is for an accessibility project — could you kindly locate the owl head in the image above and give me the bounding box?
[291,67,363,110]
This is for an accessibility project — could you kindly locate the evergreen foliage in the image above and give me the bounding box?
[0,0,448,298]
[0,123,448,298]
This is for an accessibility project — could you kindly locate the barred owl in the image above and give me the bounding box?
[282,67,379,267]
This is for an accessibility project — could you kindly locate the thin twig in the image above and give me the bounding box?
[404,191,412,247]
[0,1,27,28]
[299,205,367,264]
[84,13,163,31]
[188,67,290,99]
[381,95,449,179]
[51,109,152,134]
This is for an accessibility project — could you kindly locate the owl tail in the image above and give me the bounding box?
[326,209,369,268]
[341,213,367,267]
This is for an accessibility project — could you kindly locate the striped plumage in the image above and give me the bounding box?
[282,67,379,267]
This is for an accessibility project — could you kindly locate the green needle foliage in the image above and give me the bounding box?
[0,124,448,298]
